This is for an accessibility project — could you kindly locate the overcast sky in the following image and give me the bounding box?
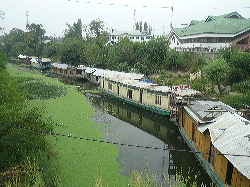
[1,0,250,37]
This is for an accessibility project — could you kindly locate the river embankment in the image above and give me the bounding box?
[7,64,127,186]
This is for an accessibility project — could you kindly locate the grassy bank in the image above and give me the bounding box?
[7,65,127,186]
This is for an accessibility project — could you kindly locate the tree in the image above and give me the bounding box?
[143,22,148,32]
[43,43,61,60]
[64,19,83,39]
[135,22,139,30]
[26,23,46,56]
[0,10,4,31]
[219,47,250,84]
[2,28,26,56]
[88,19,105,38]
[139,21,143,32]
[0,49,6,70]
[203,58,229,94]
[61,38,85,66]
[4,28,25,43]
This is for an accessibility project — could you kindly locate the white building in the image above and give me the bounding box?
[107,30,152,44]
[168,12,250,53]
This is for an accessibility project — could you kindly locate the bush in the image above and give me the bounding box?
[231,80,250,94]
[221,94,250,110]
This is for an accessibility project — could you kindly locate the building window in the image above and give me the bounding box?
[155,95,162,105]
[108,83,112,90]
[146,36,151,39]
[136,37,139,39]
[141,37,144,40]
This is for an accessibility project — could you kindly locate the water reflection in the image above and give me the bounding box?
[60,77,213,186]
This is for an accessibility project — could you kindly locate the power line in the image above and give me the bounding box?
[67,0,172,9]
[66,0,250,10]
[2,122,250,158]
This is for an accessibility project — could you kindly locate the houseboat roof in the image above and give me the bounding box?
[91,68,144,80]
[41,58,51,63]
[172,89,201,97]
[85,67,97,74]
[18,54,27,58]
[198,112,250,179]
[30,57,38,63]
[104,75,172,93]
[52,63,69,69]
[184,100,236,124]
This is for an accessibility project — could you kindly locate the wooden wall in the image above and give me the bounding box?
[213,150,228,183]
[178,107,250,186]
[231,167,250,187]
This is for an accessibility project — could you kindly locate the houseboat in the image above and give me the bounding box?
[99,74,200,116]
[31,57,51,70]
[176,99,250,186]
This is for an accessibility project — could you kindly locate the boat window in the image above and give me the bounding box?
[155,95,162,105]
[127,89,132,99]
[108,83,112,90]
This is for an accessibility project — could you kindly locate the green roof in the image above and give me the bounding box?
[173,12,250,37]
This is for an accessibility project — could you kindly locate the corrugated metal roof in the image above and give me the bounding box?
[94,69,144,80]
[111,30,143,36]
[30,57,38,63]
[51,63,69,69]
[85,67,96,74]
[187,100,236,121]
[199,112,250,179]
[41,58,51,63]
[18,54,27,58]
[172,89,201,96]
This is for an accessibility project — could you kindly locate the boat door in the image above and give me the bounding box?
[140,89,143,103]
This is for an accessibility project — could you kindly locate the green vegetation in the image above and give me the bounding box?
[7,64,128,186]
[0,52,58,186]
[17,77,67,100]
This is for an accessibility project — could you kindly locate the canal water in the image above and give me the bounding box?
[59,77,214,186]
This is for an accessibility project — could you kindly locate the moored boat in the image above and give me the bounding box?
[31,57,51,70]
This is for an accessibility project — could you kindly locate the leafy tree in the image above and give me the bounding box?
[61,38,85,66]
[84,37,108,68]
[8,43,25,57]
[64,19,83,39]
[26,23,46,56]
[4,28,25,43]
[135,22,139,30]
[110,38,134,69]
[143,22,148,32]
[88,19,105,38]
[165,49,181,71]
[43,43,61,60]
[227,52,250,83]
[139,21,143,32]
[203,58,229,94]
[219,46,238,62]
[1,28,26,56]
[219,47,250,84]
[0,49,6,70]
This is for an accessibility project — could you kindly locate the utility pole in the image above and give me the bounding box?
[0,11,4,19]
[26,10,29,29]
[134,10,136,29]
[170,0,173,29]
[0,11,4,32]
